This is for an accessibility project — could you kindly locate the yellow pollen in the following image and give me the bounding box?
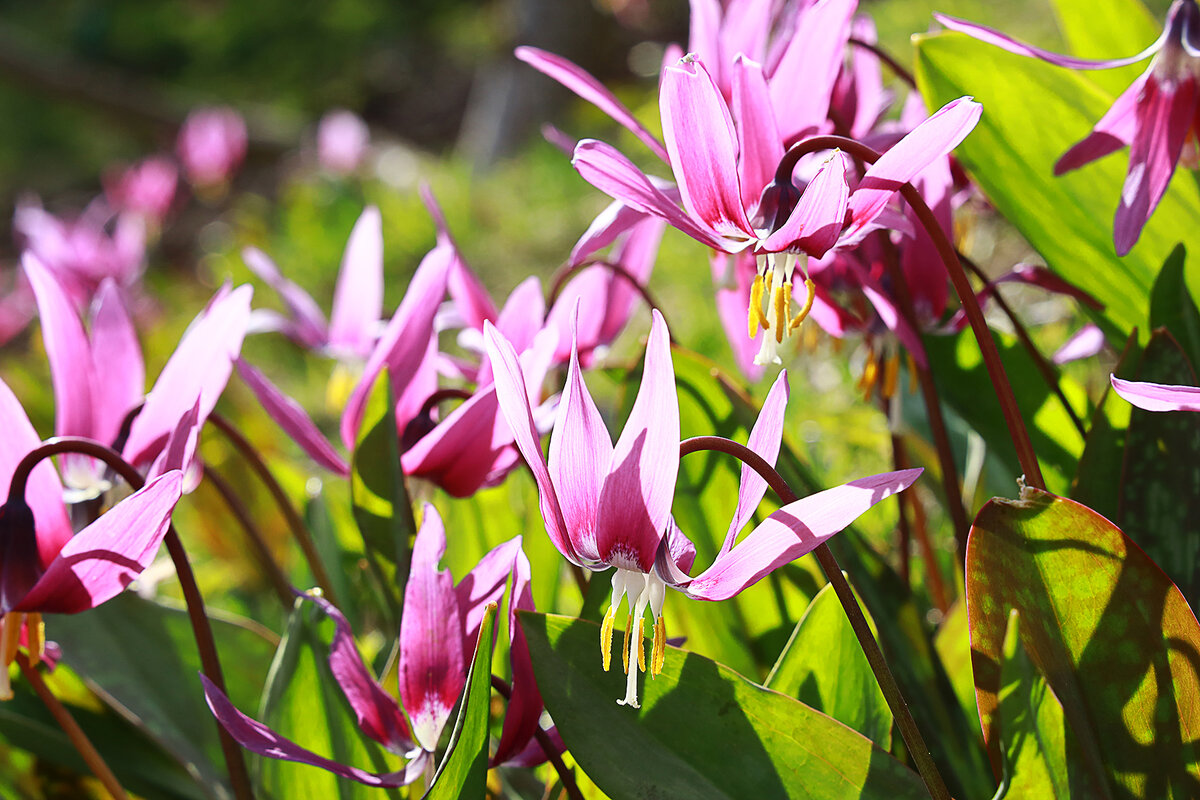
[859,351,879,401]
[748,275,767,338]
[652,617,666,677]
[600,605,616,672]
[882,352,900,400]
[789,278,816,332]
[26,614,44,663]
[1,614,22,667]
[635,618,646,673]
[622,612,633,675]
[906,352,919,394]
[773,285,787,343]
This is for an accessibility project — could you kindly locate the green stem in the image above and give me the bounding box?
[680,435,952,800]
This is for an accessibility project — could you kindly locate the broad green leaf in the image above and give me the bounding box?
[1149,245,1200,370]
[915,31,1200,340]
[1118,331,1200,606]
[48,593,277,800]
[350,368,415,619]
[1048,0,1159,96]
[765,580,893,749]
[932,600,978,729]
[0,684,206,800]
[967,489,1200,798]
[521,611,929,800]
[259,599,399,800]
[425,602,496,800]
[992,610,1107,799]
[925,328,1086,494]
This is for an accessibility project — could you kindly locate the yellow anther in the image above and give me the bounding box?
[27,614,44,662]
[748,275,767,338]
[622,612,633,675]
[788,278,816,332]
[651,617,667,677]
[906,352,919,394]
[636,618,646,673]
[772,285,787,343]
[882,351,901,400]
[600,605,616,672]
[1,614,22,667]
[859,352,879,401]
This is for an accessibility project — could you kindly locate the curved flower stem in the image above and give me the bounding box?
[17,652,130,800]
[9,437,256,800]
[207,412,338,606]
[957,251,1087,437]
[490,675,584,800]
[204,465,294,605]
[847,37,918,89]
[680,435,951,800]
[779,135,1046,490]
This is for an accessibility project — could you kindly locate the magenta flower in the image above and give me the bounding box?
[202,503,543,786]
[486,308,920,707]
[317,110,371,174]
[937,0,1200,255]
[0,376,188,700]
[177,107,248,190]
[1111,375,1200,411]
[103,156,178,226]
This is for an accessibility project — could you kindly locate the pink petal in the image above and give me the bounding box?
[515,47,670,162]
[683,468,921,601]
[763,149,850,256]
[595,310,679,571]
[731,55,784,213]
[934,13,1166,70]
[687,0,722,79]
[548,323,614,564]
[146,402,200,482]
[124,285,253,467]
[660,57,756,243]
[16,471,183,614]
[23,254,93,440]
[769,0,858,141]
[722,371,789,553]
[448,259,499,333]
[717,0,772,85]
[341,242,449,450]
[1056,71,1149,175]
[89,280,144,446]
[201,676,420,788]
[0,377,71,568]
[399,504,465,752]
[845,97,982,240]
[308,593,413,752]
[1053,324,1107,364]
[456,538,522,651]
[493,276,546,359]
[242,247,328,349]
[1111,376,1200,411]
[484,323,581,566]
[237,359,349,475]
[568,199,651,267]
[1113,73,1197,256]
[328,206,384,359]
[493,545,543,766]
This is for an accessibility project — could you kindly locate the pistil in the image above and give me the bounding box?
[599,568,669,709]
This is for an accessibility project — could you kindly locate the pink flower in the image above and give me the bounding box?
[177,107,248,189]
[937,0,1200,255]
[317,110,370,174]
[1111,375,1200,411]
[103,157,178,225]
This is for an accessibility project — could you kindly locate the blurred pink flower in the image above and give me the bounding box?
[177,107,248,188]
[317,110,370,174]
[103,156,178,225]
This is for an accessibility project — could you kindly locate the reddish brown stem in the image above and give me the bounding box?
[848,37,918,89]
[204,464,294,605]
[491,675,583,800]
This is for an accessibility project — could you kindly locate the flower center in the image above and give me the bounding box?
[747,252,816,365]
[599,568,668,709]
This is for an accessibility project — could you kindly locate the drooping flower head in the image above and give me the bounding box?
[177,106,248,191]
[317,110,371,174]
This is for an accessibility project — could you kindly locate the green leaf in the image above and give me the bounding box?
[259,599,400,800]
[350,367,416,617]
[1149,245,1200,370]
[915,31,1200,340]
[0,683,206,800]
[425,602,497,800]
[47,593,277,799]
[1048,0,1159,97]
[765,580,893,749]
[521,611,930,800]
[991,609,1107,800]
[1118,330,1200,606]
[966,489,1200,798]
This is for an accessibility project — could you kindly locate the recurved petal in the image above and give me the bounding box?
[935,13,1167,69]
[1111,375,1200,411]
[661,57,756,242]
[515,47,670,162]
[242,247,328,349]
[1113,74,1197,256]
[493,545,544,766]
[722,371,789,553]
[684,468,921,601]
[237,359,349,475]
[1056,71,1149,174]
[763,149,850,256]
[595,310,679,571]
[201,675,419,788]
[845,97,982,240]
[328,206,384,358]
[16,471,183,614]
[399,505,466,753]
